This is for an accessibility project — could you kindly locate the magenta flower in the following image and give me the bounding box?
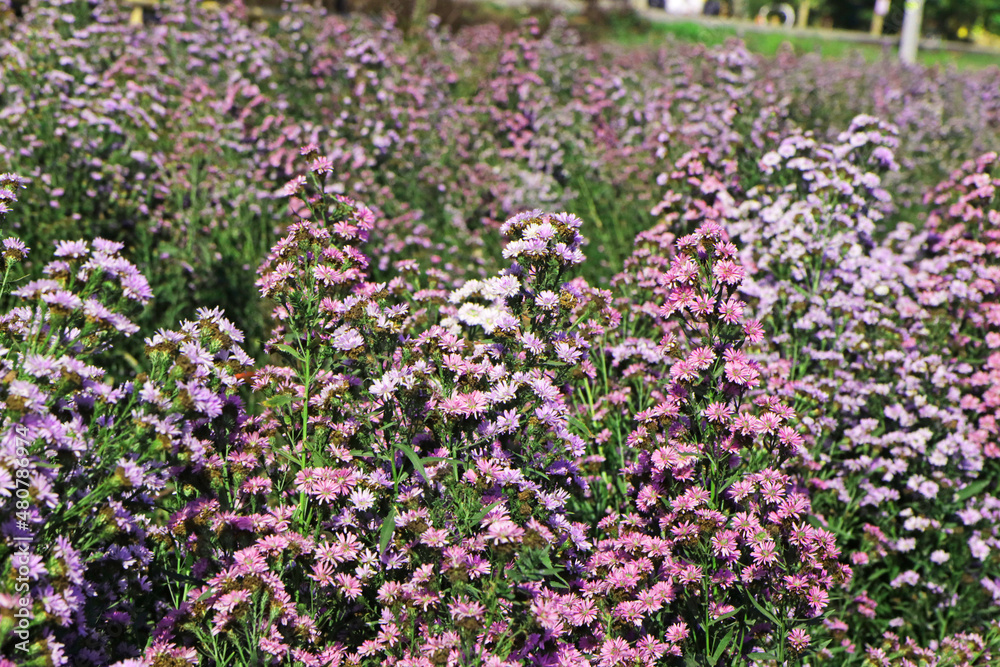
[713,259,745,285]
[664,622,690,643]
[788,628,811,653]
[449,596,486,622]
[806,585,830,616]
[711,529,740,560]
[598,636,634,667]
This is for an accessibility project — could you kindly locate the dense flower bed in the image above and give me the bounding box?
[2,0,1000,665]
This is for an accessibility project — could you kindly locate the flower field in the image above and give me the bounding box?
[2,1,1000,665]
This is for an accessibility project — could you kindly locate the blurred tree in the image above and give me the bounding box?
[813,0,1000,38]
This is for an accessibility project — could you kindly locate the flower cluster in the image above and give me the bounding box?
[648,112,1000,659]
[571,223,843,664]
[0,168,248,665]
[143,173,607,665]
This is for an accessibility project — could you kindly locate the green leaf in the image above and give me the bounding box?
[275,344,304,361]
[708,608,741,625]
[956,478,991,502]
[470,500,504,527]
[421,456,456,465]
[379,507,396,554]
[194,587,216,603]
[742,587,780,624]
[264,394,294,409]
[709,627,736,666]
[748,651,776,662]
[396,443,430,482]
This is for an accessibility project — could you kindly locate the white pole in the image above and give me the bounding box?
[899,0,925,64]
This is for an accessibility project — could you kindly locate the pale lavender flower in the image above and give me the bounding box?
[331,325,364,352]
[929,550,950,564]
[535,290,559,310]
[53,240,89,258]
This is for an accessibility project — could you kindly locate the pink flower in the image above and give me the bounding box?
[613,600,644,627]
[743,319,765,344]
[532,597,565,632]
[713,259,745,285]
[334,573,363,600]
[485,519,524,545]
[703,401,734,423]
[462,391,490,418]
[687,345,715,369]
[806,585,830,616]
[722,348,760,386]
[312,478,341,503]
[636,635,668,662]
[309,560,335,587]
[751,540,778,567]
[567,597,598,626]
[718,297,745,323]
[672,487,710,511]
[449,596,486,622]
[214,589,250,615]
[635,588,664,614]
[664,622,689,643]
[711,530,740,560]
[777,426,804,453]
[281,175,307,197]
[598,636,634,667]
[310,156,333,175]
[788,628,811,653]
[710,602,736,619]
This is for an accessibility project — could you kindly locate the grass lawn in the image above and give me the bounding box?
[472,3,999,69]
[604,13,1000,69]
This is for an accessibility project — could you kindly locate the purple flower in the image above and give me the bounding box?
[331,325,364,352]
[120,271,153,303]
[177,380,224,418]
[929,549,950,564]
[91,238,125,255]
[485,519,524,545]
[535,290,559,310]
[2,237,28,262]
[969,535,991,561]
[53,240,90,259]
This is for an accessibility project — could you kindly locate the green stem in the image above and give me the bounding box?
[0,262,12,297]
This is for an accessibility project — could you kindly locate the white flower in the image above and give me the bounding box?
[348,488,376,511]
[930,550,950,564]
[369,377,397,400]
